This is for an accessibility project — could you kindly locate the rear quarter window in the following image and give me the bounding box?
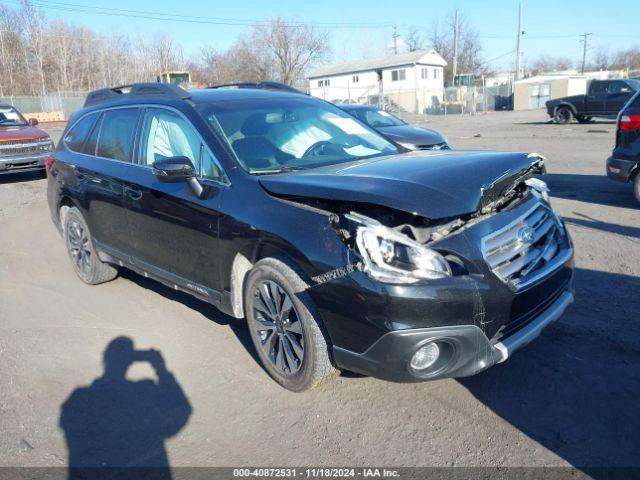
[64,113,99,153]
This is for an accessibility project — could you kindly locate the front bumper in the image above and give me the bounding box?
[606,156,637,182]
[0,153,49,174]
[333,288,574,382]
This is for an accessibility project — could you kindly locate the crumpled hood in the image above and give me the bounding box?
[259,150,542,219]
[377,124,447,146]
[0,125,49,141]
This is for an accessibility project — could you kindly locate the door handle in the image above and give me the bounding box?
[74,166,87,182]
[124,185,142,200]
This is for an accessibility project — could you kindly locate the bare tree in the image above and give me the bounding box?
[247,17,331,86]
[0,1,330,96]
[590,48,611,71]
[190,18,331,88]
[404,29,425,53]
[529,55,574,75]
[429,11,484,84]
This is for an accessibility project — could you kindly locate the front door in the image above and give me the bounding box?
[123,107,228,296]
[586,81,608,115]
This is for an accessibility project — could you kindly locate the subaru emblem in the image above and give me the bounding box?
[518,226,535,244]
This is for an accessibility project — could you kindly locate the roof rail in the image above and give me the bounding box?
[207,81,306,95]
[84,83,191,107]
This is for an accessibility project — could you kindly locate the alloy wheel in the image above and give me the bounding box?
[68,219,91,276]
[252,280,305,375]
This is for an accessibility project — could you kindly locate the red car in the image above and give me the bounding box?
[0,103,54,175]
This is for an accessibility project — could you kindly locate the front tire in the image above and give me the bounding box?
[244,258,337,391]
[555,107,574,124]
[64,207,118,285]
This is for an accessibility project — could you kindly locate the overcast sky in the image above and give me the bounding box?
[12,0,640,71]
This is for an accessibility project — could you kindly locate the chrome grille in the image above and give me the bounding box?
[0,140,40,157]
[482,203,567,289]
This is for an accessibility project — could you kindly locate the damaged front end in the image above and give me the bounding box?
[271,152,574,382]
[327,153,551,286]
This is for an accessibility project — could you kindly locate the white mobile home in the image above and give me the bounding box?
[308,50,447,114]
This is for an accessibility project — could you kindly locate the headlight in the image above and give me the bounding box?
[37,138,53,152]
[350,219,452,284]
[397,141,416,150]
[525,177,550,203]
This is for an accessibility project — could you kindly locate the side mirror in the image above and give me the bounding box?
[152,156,203,197]
[152,156,195,180]
[29,118,39,126]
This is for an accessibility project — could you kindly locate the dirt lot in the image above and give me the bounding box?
[1,109,638,472]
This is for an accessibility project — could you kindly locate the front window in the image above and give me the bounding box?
[0,106,28,127]
[202,97,399,173]
[140,108,224,181]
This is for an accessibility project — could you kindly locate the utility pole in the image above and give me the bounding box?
[392,25,399,55]
[452,9,459,85]
[515,3,522,81]
[580,33,592,74]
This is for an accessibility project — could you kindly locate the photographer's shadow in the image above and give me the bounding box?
[59,337,192,479]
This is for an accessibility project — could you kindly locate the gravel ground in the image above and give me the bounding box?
[0,109,638,472]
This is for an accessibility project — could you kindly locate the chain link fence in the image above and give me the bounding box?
[0,92,87,120]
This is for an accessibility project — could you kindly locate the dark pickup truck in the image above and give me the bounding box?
[546,79,640,124]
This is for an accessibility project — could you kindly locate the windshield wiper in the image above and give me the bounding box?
[249,166,307,175]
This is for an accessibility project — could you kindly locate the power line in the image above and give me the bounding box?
[485,50,516,65]
[4,0,392,29]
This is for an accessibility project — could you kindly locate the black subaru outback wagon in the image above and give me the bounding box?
[47,83,574,391]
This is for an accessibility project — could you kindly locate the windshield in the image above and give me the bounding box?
[0,106,28,127]
[350,108,406,128]
[202,96,399,173]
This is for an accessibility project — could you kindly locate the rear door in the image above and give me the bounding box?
[60,107,141,254]
[605,81,636,115]
[123,106,229,296]
[586,81,608,115]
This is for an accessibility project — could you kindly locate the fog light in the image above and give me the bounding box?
[410,342,440,370]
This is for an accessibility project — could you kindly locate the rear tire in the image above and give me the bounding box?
[64,207,118,285]
[244,257,337,392]
[634,172,640,206]
[555,107,574,124]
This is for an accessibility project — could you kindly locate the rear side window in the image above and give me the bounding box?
[96,108,140,162]
[607,81,632,94]
[64,113,99,153]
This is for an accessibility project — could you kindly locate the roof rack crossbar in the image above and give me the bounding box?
[84,82,191,107]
